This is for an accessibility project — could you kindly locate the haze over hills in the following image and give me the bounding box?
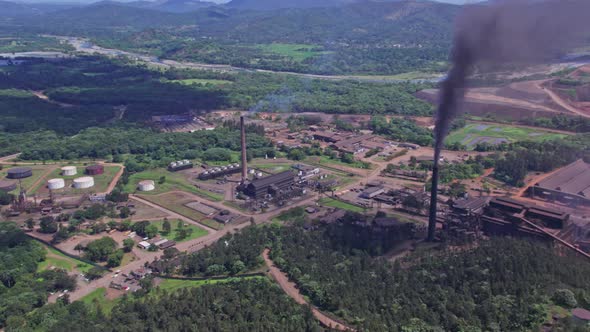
[0,0,459,74]
[4,0,485,12]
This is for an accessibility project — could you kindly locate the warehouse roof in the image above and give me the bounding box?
[249,171,294,189]
[526,207,568,221]
[573,308,590,321]
[453,197,489,211]
[536,160,590,197]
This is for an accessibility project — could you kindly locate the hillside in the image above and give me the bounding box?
[126,0,216,13]
[226,0,356,10]
[0,0,458,74]
[0,0,75,17]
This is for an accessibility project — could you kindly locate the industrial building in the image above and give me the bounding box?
[6,167,32,179]
[0,180,17,192]
[168,160,193,172]
[86,165,104,175]
[61,166,77,176]
[361,186,385,199]
[530,159,590,206]
[452,197,489,216]
[198,163,241,180]
[244,171,295,200]
[330,134,391,155]
[151,114,193,124]
[292,164,320,180]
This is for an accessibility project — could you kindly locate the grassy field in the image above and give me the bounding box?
[37,245,93,273]
[306,155,372,170]
[29,164,120,194]
[80,288,120,314]
[124,168,223,202]
[446,123,568,150]
[169,78,233,86]
[138,193,222,230]
[149,219,208,242]
[157,276,264,293]
[0,89,33,97]
[318,197,365,213]
[258,43,331,62]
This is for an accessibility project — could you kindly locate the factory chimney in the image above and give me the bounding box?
[240,116,247,183]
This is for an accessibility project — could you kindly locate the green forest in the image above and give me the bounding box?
[73,222,590,331]
[3,213,590,331]
[0,223,77,328]
[0,56,433,136]
[0,1,459,75]
[7,279,321,332]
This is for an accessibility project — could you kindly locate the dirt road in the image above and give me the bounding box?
[31,90,74,107]
[263,249,355,331]
[539,83,590,118]
[99,162,125,195]
[0,153,22,164]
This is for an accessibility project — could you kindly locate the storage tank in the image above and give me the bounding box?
[138,180,155,192]
[61,166,77,176]
[6,167,33,179]
[73,176,94,189]
[47,178,65,190]
[86,165,104,175]
[256,172,263,179]
[249,169,255,175]
[0,180,17,192]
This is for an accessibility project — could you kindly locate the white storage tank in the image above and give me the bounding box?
[249,169,255,175]
[138,180,155,192]
[61,166,77,176]
[47,178,65,190]
[73,176,94,189]
[256,172,263,179]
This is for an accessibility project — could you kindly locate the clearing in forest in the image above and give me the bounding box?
[446,123,568,150]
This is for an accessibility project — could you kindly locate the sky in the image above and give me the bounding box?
[15,0,484,4]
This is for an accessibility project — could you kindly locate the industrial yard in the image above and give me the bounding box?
[1,106,589,324]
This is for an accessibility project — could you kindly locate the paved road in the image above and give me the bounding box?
[263,249,355,331]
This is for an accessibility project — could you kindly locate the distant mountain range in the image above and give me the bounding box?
[125,0,214,13]
[1,0,486,15]
[4,0,458,46]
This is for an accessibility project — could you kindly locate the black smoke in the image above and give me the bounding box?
[428,0,590,241]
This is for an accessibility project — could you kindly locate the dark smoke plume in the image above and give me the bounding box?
[428,0,590,241]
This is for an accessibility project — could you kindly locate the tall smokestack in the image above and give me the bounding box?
[240,116,247,183]
[426,0,590,242]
